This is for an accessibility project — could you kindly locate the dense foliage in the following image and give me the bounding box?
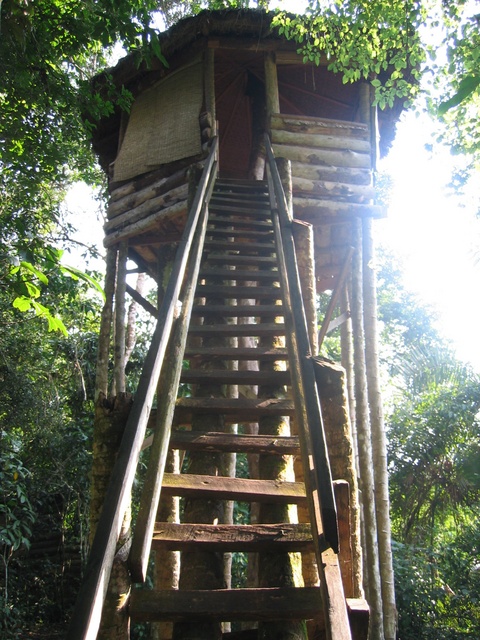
[377,250,480,639]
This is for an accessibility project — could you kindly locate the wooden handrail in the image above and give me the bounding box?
[265,134,353,640]
[264,133,338,553]
[67,138,219,640]
[129,159,217,582]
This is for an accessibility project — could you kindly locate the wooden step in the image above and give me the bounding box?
[196,284,282,300]
[199,268,279,282]
[206,228,274,240]
[204,240,276,252]
[215,179,268,191]
[208,216,273,229]
[191,305,284,318]
[209,203,271,216]
[130,586,321,623]
[180,369,291,386]
[168,431,300,455]
[151,522,315,552]
[203,254,277,266]
[184,346,288,360]
[161,473,306,504]
[173,397,295,424]
[188,323,285,337]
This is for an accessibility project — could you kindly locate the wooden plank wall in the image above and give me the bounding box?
[271,114,383,291]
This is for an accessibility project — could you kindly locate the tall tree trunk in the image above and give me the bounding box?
[362,217,396,640]
[89,393,133,640]
[351,219,384,640]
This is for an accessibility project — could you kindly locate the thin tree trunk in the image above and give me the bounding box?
[114,242,128,394]
[125,271,145,366]
[351,219,384,640]
[362,217,396,640]
[95,247,118,399]
[89,392,133,640]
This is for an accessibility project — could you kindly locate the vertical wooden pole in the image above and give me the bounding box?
[360,81,397,640]
[95,247,118,399]
[264,51,280,126]
[114,242,128,393]
[205,48,216,136]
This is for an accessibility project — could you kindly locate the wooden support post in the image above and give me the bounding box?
[264,51,280,124]
[95,247,118,399]
[114,242,128,394]
[205,48,216,136]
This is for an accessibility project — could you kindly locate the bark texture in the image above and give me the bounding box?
[89,392,133,640]
[362,217,396,640]
[351,219,384,640]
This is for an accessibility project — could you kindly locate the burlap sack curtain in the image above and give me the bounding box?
[113,61,204,183]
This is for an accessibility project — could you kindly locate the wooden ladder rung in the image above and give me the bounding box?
[187,323,286,337]
[184,346,288,360]
[168,430,300,455]
[195,284,282,299]
[173,397,295,423]
[130,586,322,622]
[199,268,279,281]
[180,369,291,386]
[191,305,284,318]
[161,473,306,504]
[151,522,317,552]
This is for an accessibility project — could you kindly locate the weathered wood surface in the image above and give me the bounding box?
[180,369,291,385]
[161,473,307,504]
[107,168,188,218]
[199,267,279,281]
[272,128,371,153]
[105,183,188,231]
[104,200,187,247]
[195,284,281,300]
[334,480,355,599]
[292,197,384,219]
[291,161,372,185]
[292,176,374,202]
[208,214,275,229]
[167,430,299,454]
[191,304,284,318]
[188,322,286,337]
[173,397,295,423]
[203,239,276,252]
[272,143,371,169]
[130,587,322,622]
[184,346,288,359]
[205,252,276,264]
[151,522,316,552]
[271,114,369,139]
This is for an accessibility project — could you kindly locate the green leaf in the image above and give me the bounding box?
[20,261,48,285]
[61,264,106,301]
[13,296,32,312]
[438,75,480,115]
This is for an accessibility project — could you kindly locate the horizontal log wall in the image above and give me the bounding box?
[104,160,204,249]
[271,114,382,291]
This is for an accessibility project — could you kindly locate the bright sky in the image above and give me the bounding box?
[377,110,480,372]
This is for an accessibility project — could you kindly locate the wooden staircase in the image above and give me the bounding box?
[67,139,368,640]
[128,178,367,639]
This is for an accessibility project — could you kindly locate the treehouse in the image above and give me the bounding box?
[70,9,399,640]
